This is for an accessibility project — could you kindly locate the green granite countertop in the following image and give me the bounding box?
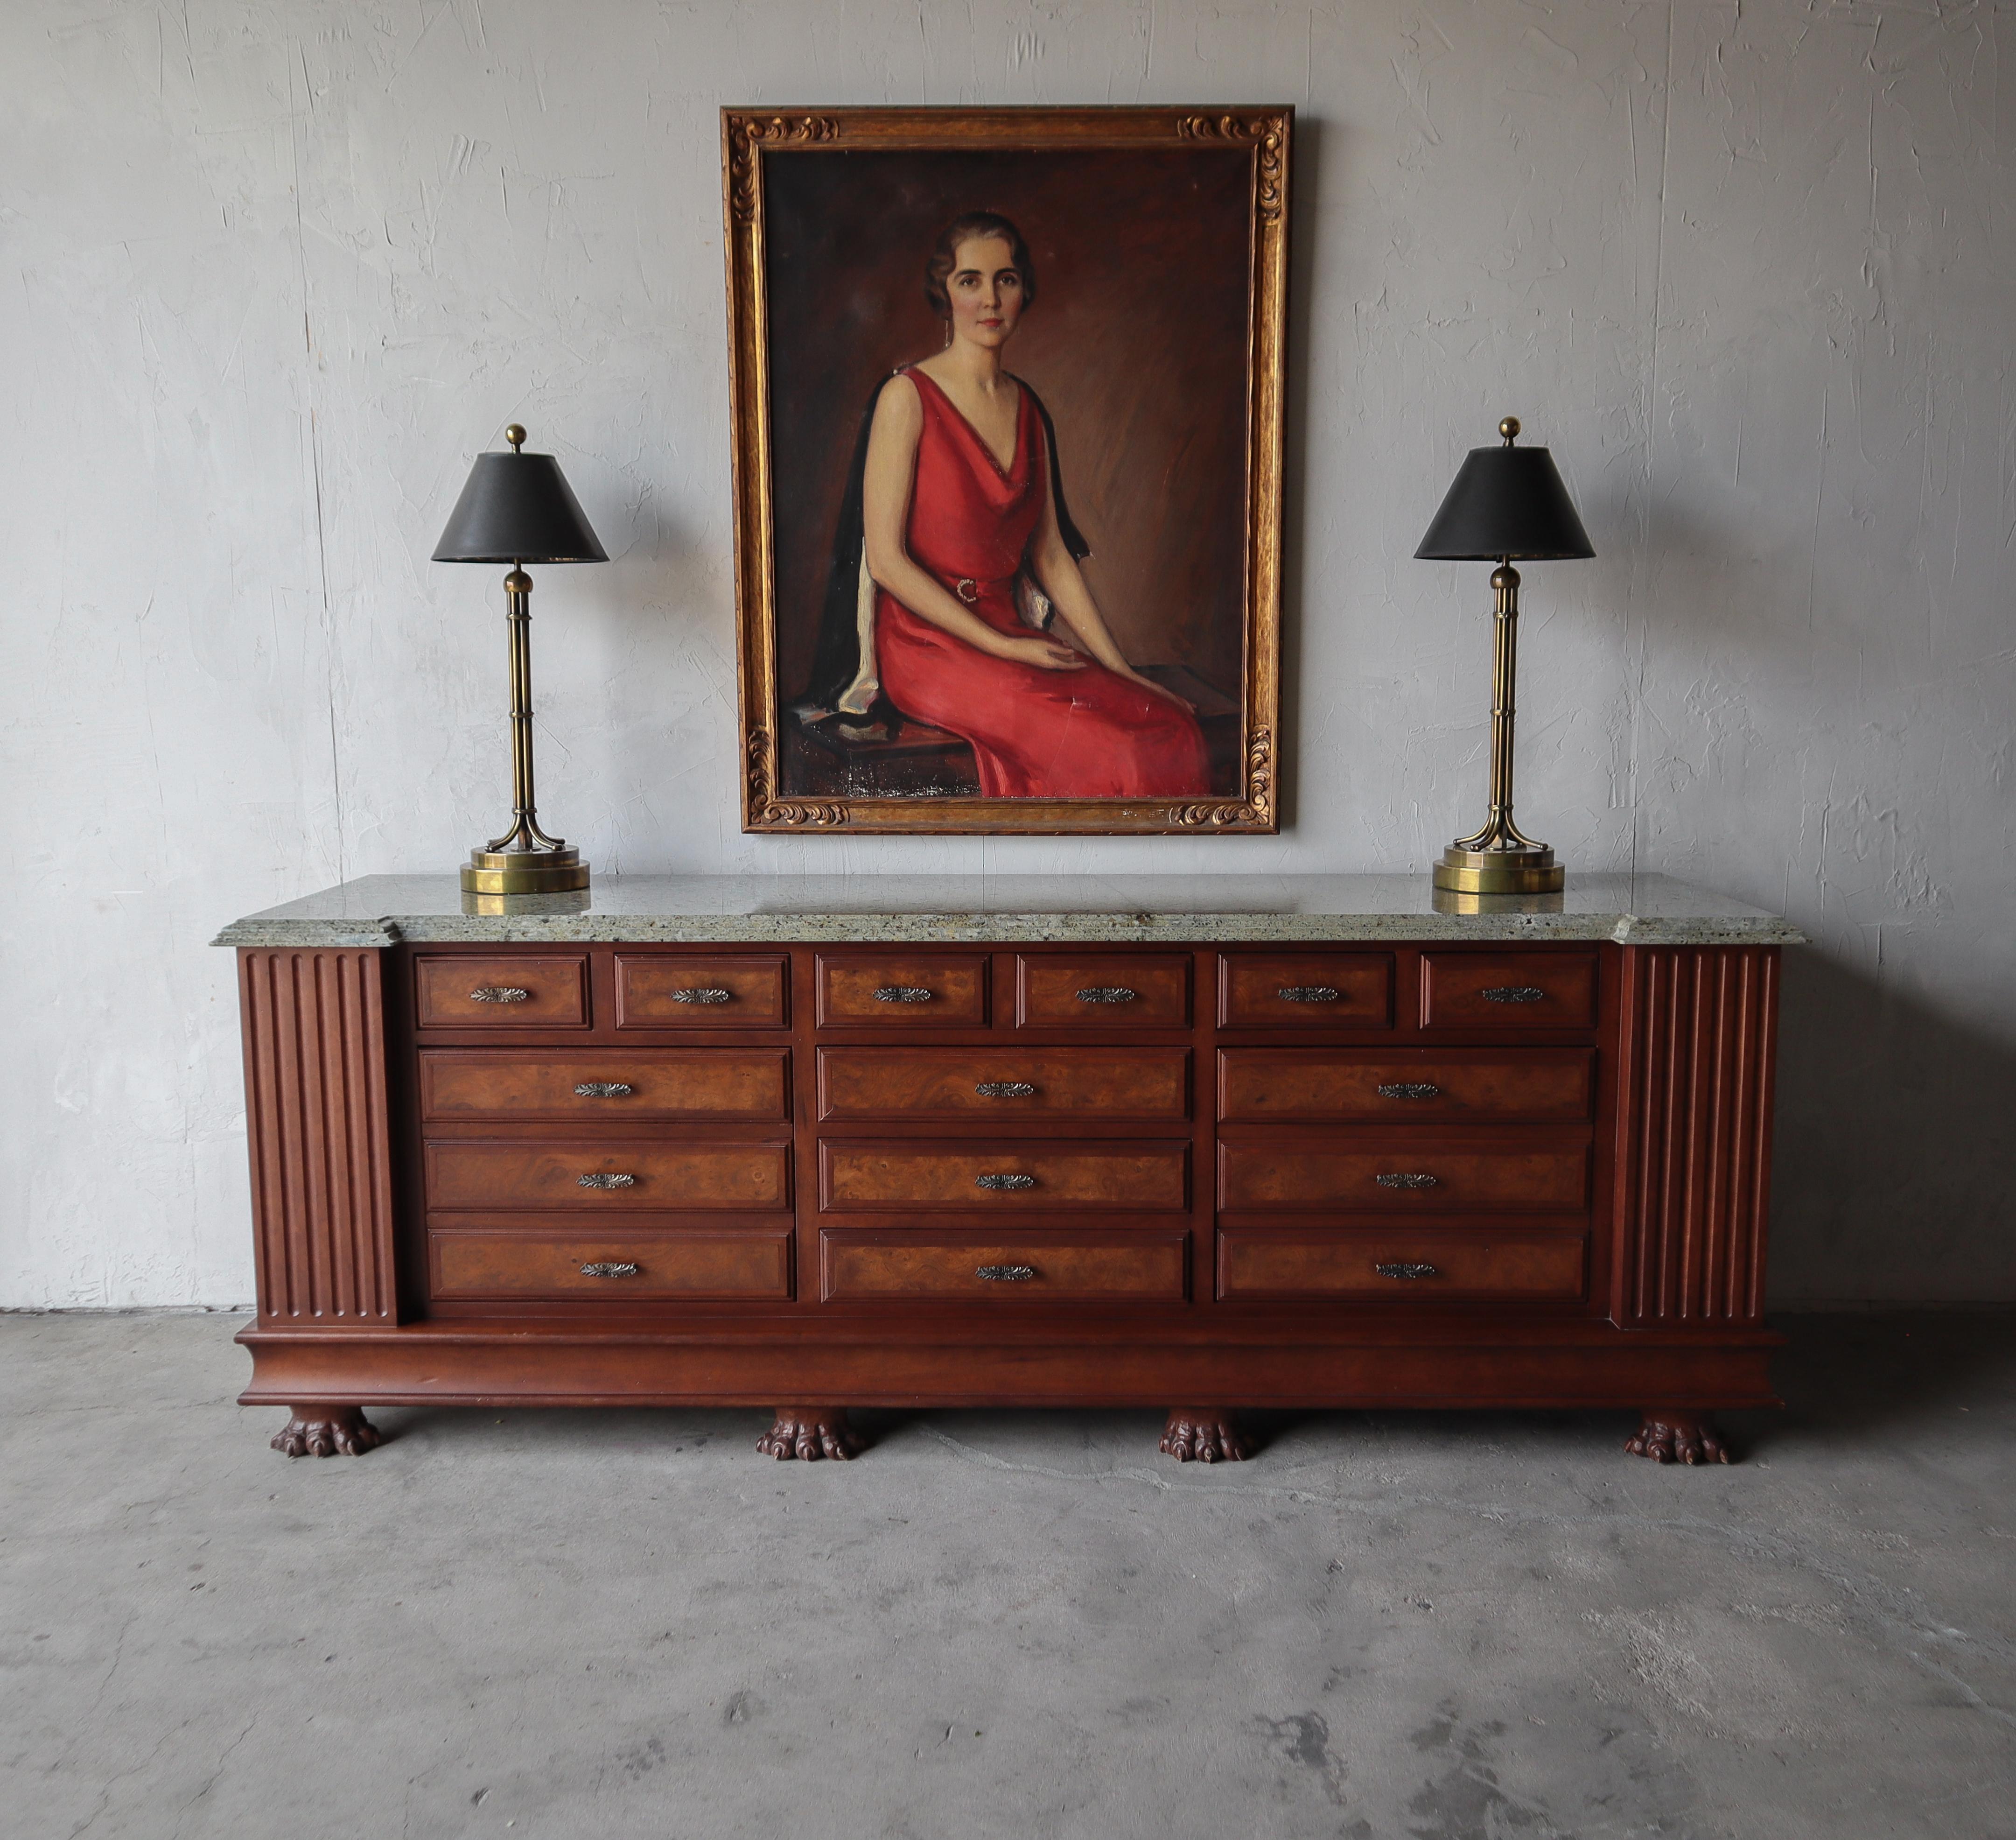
[213,873,1802,949]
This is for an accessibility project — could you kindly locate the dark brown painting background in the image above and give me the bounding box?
[763,147,1253,782]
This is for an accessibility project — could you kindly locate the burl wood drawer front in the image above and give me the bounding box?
[1419,952,1598,1030]
[429,1227,792,1300]
[420,1049,791,1124]
[415,955,590,1029]
[426,1140,791,1211]
[1218,953,1395,1029]
[615,955,789,1029]
[1218,1141,1589,1212]
[1015,955,1191,1028]
[817,954,988,1027]
[820,1230,1187,1302]
[819,1140,1189,1212]
[1218,1049,1594,1124]
[817,1047,1189,1122]
[1217,1228,1587,1302]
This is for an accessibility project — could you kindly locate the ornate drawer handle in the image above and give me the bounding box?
[874,986,934,1003]
[1375,1173,1439,1190]
[977,1264,1036,1282]
[1377,1082,1442,1100]
[1374,1261,1439,1280]
[469,986,530,1004]
[578,1173,638,1189]
[975,1173,1036,1191]
[1481,985,1547,1004]
[1077,987,1137,1004]
[1278,985,1340,1003]
[975,1082,1037,1098]
[580,1261,640,1278]
[670,988,732,1005]
[574,1082,633,1098]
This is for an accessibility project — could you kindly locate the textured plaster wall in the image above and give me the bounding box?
[2,0,2009,1306]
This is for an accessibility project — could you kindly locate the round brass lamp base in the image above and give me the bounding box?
[1431,844,1565,897]
[460,846,591,896]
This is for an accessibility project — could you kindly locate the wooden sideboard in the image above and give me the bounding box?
[217,875,1795,1465]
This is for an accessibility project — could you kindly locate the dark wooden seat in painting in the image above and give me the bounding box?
[785,664,1241,801]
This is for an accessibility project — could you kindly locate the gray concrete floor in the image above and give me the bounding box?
[3,1314,2012,1840]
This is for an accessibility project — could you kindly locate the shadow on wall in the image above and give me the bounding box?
[1770,950,2016,1304]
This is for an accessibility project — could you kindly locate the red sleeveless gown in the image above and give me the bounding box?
[873,368,1211,800]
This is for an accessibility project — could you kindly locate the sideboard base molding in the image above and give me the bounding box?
[238,1322,1780,1416]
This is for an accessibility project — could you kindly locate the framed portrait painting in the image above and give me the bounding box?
[722,105,1290,834]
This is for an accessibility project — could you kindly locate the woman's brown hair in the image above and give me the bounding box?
[924,211,1036,318]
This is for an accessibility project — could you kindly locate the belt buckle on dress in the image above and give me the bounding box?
[954,577,980,604]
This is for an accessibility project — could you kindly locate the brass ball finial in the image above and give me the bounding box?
[504,424,526,452]
[1499,416,1520,445]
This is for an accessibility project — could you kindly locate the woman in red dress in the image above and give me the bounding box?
[858,212,1210,800]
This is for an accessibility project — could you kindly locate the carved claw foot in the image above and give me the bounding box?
[1625,1410,1733,1465]
[271,1405,383,1459]
[756,1406,861,1461]
[1160,1407,1251,1464]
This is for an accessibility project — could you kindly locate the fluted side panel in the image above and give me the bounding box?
[238,949,399,1323]
[1614,947,1779,1326]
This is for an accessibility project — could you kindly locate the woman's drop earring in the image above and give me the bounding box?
[943,316,953,349]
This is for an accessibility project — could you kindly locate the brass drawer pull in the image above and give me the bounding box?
[1481,985,1547,1004]
[469,986,530,1004]
[1374,1261,1439,1280]
[669,988,733,1005]
[574,1082,633,1098]
[1076,986,1137,1004]
[1377,1082,1442,1100]
[975,1173,1036,1191]
[874,986,934,1003]
[577,1173,638,1190]
[1375,1173,1439,1190]
[1277,985,1340,1003]
[975,1081,1037,1099]
[976,1264,1036,1282]
[580,1261,640,1278]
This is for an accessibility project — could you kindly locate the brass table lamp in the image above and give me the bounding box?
[433,425,608,895]
[1416,417,1594,896]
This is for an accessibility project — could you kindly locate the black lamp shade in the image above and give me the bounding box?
[1415,444,1594,562]
[432,449,608,564]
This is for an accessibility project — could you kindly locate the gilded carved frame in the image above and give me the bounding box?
[722,105,1290,834]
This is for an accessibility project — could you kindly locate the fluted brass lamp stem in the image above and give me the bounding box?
[1432,559,1561,894]
[462,565,587,894]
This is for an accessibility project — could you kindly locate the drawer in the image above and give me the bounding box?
[425,1139,791,1211]
[818,954,987,1027]
[1218,1048,1593,1124]
[1217,1227,1587,1302]
[1217,952,1394,1028]
[1015,954,1190,1028]
[429,1225,791,1300]
[616,955,789,1029]
[1218,1139,1589,1212]
[420,1049,791,1123]
[818,1046,1189,1122]
[415,955,589,1029]
[820,1229,1187,1302]
[1419,952,1597,1030]
[819,1139,1189,1212]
